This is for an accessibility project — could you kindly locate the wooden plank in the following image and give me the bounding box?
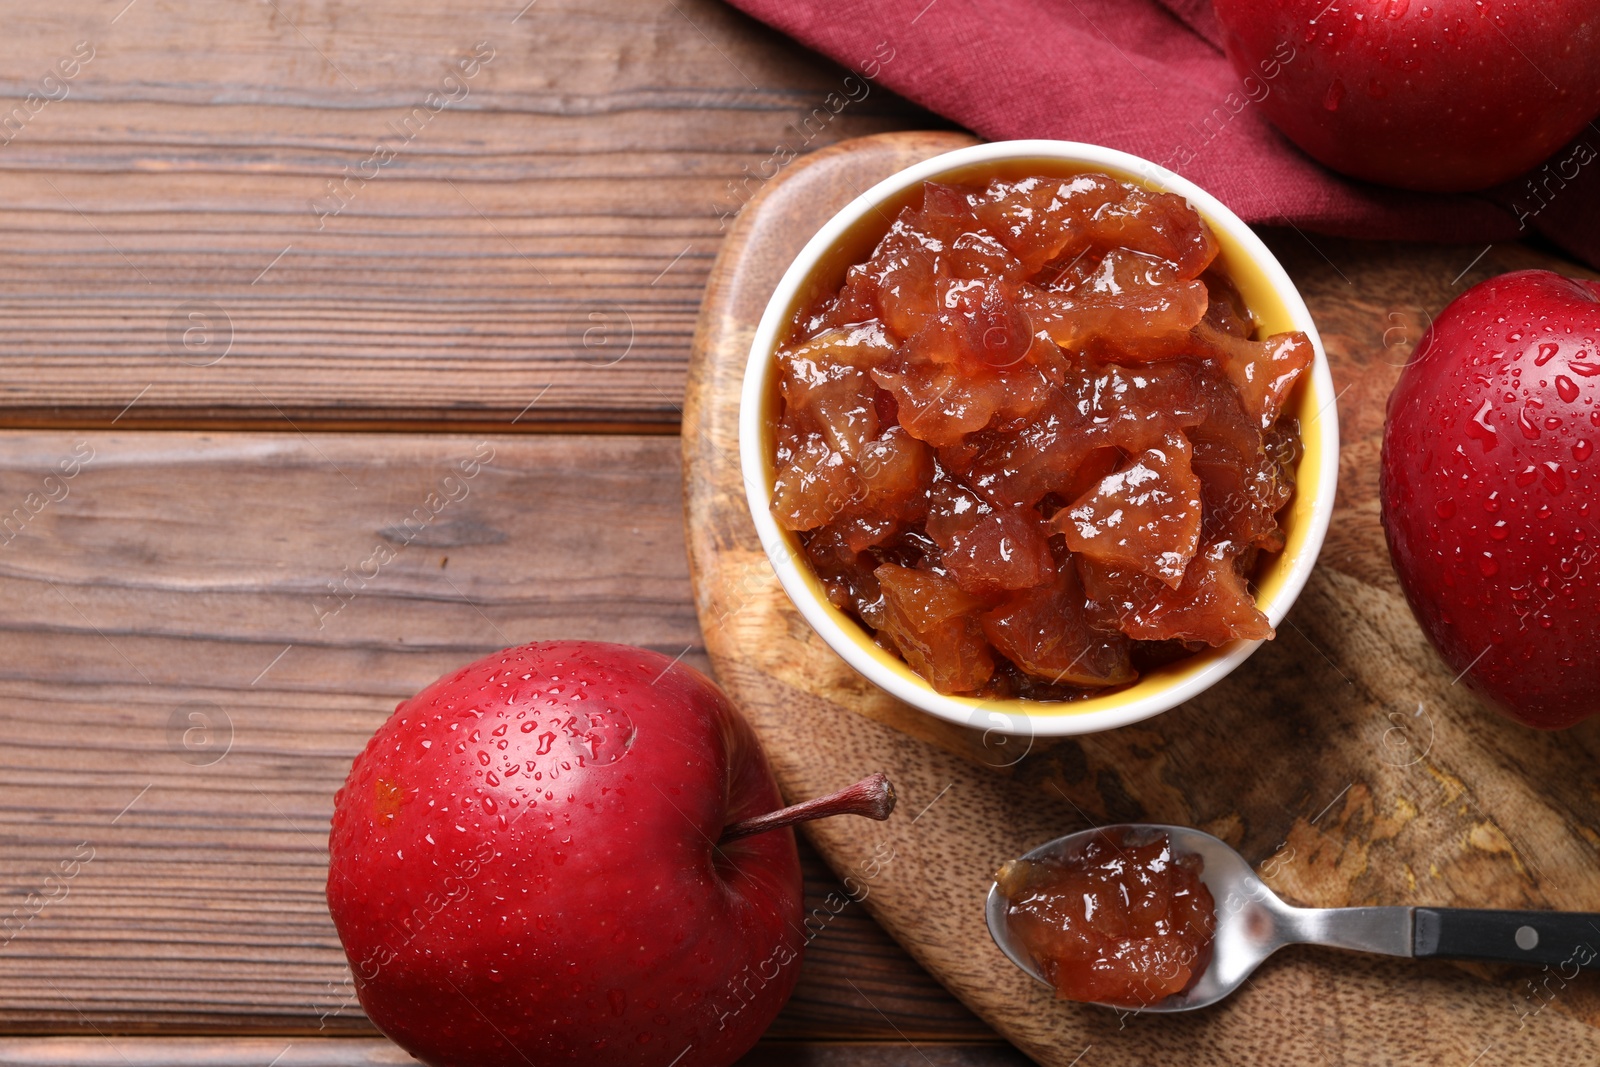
[683,131,1600,1067]
[0,0,941,431]
[0,1039,418,1067]
[0,430,990,1043]
[0,1037,1032,1067]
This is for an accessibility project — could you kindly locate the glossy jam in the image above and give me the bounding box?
[996,828,1216,1008]
[770,173,1311,697]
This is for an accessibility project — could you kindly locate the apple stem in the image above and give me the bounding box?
[719,772,896,844]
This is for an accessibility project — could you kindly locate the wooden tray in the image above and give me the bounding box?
[682,131,1600,1066]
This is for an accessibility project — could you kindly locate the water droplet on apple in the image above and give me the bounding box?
[562,706,637,767]
[1536,342,1560,366]
[1466,398,1499,451]
[1557,375,1580,403]
[1575,440,1593,462]
[1478,554,1499,577]
[477,750,491,766]
[1323,78,1345,111]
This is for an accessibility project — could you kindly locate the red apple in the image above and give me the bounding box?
[1381,270,1600,728]
[327,641,890,1067]
[1212,0,1600,192]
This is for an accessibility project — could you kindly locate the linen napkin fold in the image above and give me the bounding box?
[725,0,1600,269]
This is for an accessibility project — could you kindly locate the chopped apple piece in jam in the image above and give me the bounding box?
[1056,434,1202,588]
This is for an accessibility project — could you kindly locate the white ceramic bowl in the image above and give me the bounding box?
[739,140,1338,738]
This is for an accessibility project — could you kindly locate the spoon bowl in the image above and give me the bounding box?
[986,823,1412,1012]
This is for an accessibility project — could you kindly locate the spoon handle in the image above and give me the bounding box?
[1414,909,1600,969]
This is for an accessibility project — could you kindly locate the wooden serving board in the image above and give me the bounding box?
[683,131,1600,1066]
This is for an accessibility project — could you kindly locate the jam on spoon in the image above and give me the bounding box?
[994,826,1216,1007]
[991,823,1600,1013]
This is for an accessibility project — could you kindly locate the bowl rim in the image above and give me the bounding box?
[737,138,1339,738]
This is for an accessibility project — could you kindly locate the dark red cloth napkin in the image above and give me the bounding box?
[724,0,1600,269]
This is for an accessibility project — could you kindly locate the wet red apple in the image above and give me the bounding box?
[1381,270,1600,728]
[327,640,893,1066]
[1213,0,1600,192]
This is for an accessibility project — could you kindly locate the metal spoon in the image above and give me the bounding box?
[986,823,1600,1012]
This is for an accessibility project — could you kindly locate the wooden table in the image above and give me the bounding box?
[0,0,1023,1063]
[1,2,1579,1065]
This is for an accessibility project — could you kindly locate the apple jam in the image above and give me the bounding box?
[769,172,1311,697]
[995,828,1216,1007]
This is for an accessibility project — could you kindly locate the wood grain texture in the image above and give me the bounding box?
[682,131,1600,1066]
[0,1038,1031,1067]
[0,0,944,431]
[0,430,992,1045]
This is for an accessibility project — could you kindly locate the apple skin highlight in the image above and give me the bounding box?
[1213,0,1600,193]
[1382,271,1600,729]
[327,640,804,1067]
